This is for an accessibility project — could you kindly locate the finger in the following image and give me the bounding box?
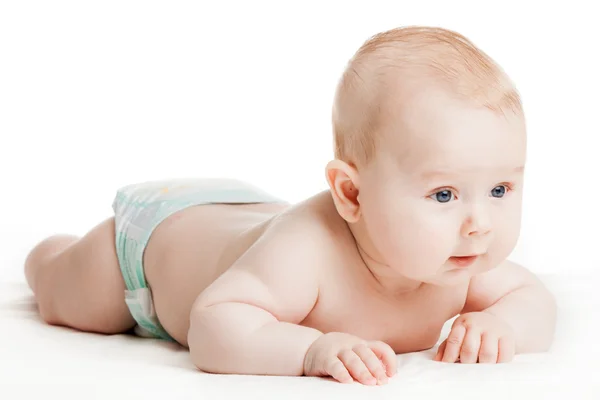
[338,349,376,385]
[497,336,515,363]
[478,333,499,363]
[368,341,397,378]
[353,344,388,384]
[434,340,447,362]
[459,328,481,364]
[325,358,354,384]
[442,324,466,363]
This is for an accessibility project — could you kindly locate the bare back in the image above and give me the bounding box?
[142,201,287,345]
[143,191,469,350]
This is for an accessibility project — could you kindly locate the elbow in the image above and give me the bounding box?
[543,290,558,351]
[187,300,282,375]
[187,308,214,372]
[540,286,558,348]
[188,305,238,374]
[519,288,558,354]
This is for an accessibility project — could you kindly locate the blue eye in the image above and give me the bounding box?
[430,190,455,203]
[491,185,507,198]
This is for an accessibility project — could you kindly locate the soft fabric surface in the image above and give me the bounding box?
[2,273,598,400]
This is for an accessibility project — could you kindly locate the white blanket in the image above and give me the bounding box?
[2,273,598,400]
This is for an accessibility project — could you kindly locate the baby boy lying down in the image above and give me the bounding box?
[25,26,556,385]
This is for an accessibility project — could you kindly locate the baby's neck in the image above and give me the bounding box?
[319,190,428,295]
[347,223,425,295]
[357,243,424,294]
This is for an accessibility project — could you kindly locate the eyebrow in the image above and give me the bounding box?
[419,166,525,180]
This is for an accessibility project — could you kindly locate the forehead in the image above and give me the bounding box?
[382,88,526,173]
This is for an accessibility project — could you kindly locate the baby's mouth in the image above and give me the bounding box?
[448,255,479,268]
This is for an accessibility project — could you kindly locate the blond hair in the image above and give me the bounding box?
[332,26,523,167]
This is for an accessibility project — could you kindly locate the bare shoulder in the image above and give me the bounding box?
[192,191,341,323]
[237,191,340,287]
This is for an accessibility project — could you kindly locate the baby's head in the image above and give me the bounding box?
[326,26,526,287]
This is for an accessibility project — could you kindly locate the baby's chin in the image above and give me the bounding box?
[423,271,472,287]
[386,254,489,287]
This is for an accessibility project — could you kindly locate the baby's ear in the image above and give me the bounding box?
[325,160,361,223]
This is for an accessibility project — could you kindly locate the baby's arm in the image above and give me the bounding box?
[187,218,397,384]
[461,260,557,354]
[187,220,324,376]
[436,260,556,363]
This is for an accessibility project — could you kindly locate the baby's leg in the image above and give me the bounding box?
[24,217,136,334]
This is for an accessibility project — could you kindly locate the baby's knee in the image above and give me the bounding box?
[24,235,78,292]
[30,268,61,326]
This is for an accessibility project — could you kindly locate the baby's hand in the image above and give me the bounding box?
[434,312,516,364]
[303,332,397,385]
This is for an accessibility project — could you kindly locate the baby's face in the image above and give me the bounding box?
[357,89,526,286]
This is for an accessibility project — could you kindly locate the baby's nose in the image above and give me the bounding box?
[461,206,491,237]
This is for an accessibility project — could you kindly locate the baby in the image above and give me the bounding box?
[24,26,556,386]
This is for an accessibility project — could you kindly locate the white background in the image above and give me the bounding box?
[1,2,599,400]
[1,0,599,283]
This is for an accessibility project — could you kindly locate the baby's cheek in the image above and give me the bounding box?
[376,209,452,260]
[493,206,522,242]
[397,226,450,262]
[414,221,454,251]
[483,239,518,275]
[493,220,521,254]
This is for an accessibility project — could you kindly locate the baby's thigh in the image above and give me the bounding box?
[40,217,135,334]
